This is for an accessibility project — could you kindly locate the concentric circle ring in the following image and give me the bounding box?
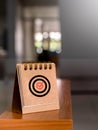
[29,75,51,97]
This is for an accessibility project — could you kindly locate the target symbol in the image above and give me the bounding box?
[29,75,51,97]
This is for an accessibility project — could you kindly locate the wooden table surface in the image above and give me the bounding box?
[0,79,73,130]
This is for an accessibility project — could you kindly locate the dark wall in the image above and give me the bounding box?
[20,0,58,6]
[0,0,6,18]
[58,0,98,77]
[59,0,98,59]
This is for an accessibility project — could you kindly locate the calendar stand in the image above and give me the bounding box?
[12,63,59,114]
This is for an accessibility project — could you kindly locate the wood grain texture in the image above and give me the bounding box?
[0,79,73,130]
[0,120,72,130]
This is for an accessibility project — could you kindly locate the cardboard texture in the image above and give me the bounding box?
[12,63,59,114]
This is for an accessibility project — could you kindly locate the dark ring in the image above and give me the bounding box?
[29,75,51,97]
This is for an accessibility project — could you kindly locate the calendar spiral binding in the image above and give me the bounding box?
[24,63,52,70]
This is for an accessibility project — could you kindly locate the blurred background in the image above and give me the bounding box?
[0,0,98,130]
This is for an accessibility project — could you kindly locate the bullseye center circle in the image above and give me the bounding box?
[35,80,45,91]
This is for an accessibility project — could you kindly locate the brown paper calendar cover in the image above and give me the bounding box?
[12,62,59,114]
